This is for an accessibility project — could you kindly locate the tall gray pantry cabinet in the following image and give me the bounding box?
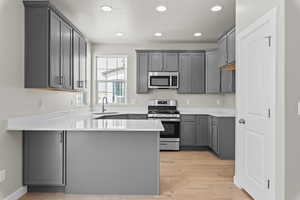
[24,1,87,91]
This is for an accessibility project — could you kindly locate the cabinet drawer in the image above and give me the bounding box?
[181,115,197,122]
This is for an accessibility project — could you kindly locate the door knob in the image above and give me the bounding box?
[239,119,246,124]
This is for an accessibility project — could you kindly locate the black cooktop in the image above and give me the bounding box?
[148,110,180,114]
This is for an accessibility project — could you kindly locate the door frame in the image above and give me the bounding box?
[235,8,277,200]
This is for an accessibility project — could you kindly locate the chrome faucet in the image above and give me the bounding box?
[102,97,108,113]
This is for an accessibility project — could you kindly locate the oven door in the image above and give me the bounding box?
[160,120,180,140]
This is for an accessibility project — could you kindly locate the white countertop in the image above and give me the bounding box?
[6,107,235,131]
[6,110,164,132]
[178,108,235,117]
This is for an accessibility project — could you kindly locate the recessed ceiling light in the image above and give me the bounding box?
[211,5,222,12]
[101,5,112,12]
[116,32,124,37]
[194,32,202,37]
[154,32,163,37]
[156,5,167,12]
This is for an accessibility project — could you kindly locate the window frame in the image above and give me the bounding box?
[95,55,128,105]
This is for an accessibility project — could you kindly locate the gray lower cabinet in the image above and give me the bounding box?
[206,50,220,93]
[24,1,87,91]
[136,52,149,94]
[221,70,235,93]
[23,131,65,186]
[209,117,235,160]
[178,53,206,94]
[180,115,208,148]
[196,116,209,146]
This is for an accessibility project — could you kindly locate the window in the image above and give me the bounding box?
[96,55,127,104]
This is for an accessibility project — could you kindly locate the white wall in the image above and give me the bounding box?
[92,43,236,109]
[236,0,285,199]
[285,1,300,200]
[0,0,91,198]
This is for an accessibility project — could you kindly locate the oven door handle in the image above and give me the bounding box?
[150,118,181,122]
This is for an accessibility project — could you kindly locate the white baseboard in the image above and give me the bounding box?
[234,175,242,189]
[4,186,27,200]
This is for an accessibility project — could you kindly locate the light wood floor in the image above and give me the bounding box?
[20,151,253,200]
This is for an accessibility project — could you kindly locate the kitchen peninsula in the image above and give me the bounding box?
[7,110,163,195]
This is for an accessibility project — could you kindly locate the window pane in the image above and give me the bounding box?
[97,58,106,69]
[107,57,117,69]
[96,56,127,104]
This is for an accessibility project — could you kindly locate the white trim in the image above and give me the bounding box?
[235,7,277,200]
[4,186,27,200]
[234,175,242,189]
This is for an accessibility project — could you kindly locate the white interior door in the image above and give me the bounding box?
[236,9,276,200]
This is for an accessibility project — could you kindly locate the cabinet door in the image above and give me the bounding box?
[180,121,197,146]
[149,52,163,71]
[218,36,227,67]
[79,37,87,88]
[206,50,220,93]
[208,117,213,148]
[190,53,205,93]
[196,116,209,146]
[178,54,192,93]
[73,31,80,89]
[212,119,219,154]
[227,29,235,64]
[163,53,179,72]
[221,70,235,93]
[136,53,149,93]
[49,11,62,88]
[61,21,72,90]
[24,131,65,186]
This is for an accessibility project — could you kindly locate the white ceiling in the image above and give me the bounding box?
[51,0,235,44]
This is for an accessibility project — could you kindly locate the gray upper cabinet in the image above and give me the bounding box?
[24,1,87,91]
[149,52,164,71]
[61,20,73,90]
[218,36,228,67]
[49,11,62,89]
[221,70,235,93]
[227,29,236,64]
[136,52,149,93]
[148,52,179,72]
[73,30,87,89]
[163,53,179,72]
[23,131,65,186]
[179,53,205,94]
[206,50,220,93]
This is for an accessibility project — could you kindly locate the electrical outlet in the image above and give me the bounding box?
[186,99,190,105]
[0,170,6,183]
[216,99,221,105]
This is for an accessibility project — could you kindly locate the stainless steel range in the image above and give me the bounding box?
[147,99,180,151]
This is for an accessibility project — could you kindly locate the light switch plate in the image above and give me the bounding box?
[298,102,300,115]
[0,170,6,183]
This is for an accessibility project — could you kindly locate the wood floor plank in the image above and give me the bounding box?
[20,151,253,200]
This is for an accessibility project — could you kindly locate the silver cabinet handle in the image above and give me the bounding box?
[239,119,246,124]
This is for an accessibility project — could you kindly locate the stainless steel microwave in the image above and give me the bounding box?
[148,72,179,89]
